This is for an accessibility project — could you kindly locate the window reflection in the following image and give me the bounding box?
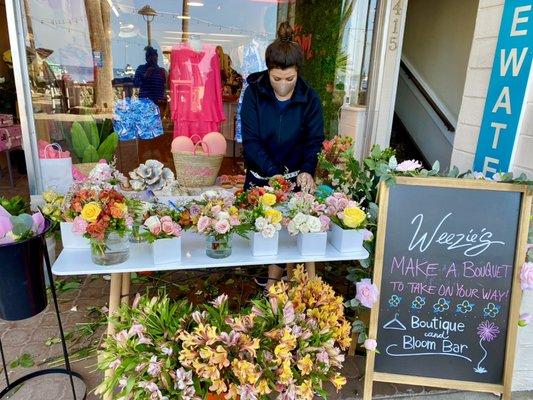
[22,0,377,183]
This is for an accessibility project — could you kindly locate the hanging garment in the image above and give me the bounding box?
[170,44,225,141]
[113,97,164,141]
[235,37,269,142]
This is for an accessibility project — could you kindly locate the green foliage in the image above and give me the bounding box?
[0,195,29,215]
[10,353,35,369]
[70,119,118,163]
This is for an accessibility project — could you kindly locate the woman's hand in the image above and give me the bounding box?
[297,172,316,193]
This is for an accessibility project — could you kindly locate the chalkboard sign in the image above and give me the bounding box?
[364,177,531,400]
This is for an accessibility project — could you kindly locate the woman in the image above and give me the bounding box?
[241,22,325,289]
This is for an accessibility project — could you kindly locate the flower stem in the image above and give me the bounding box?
[476,338,487,370]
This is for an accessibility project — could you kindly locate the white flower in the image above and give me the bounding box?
[255,217,267,231]
[395,159,422,172]
[262,224,276,238]
[299,221,310,234]
[287,221,298,236]
[161,346,173,356]
[144,215,160,231]
[292,212,307,227]
[307,216,322,233]
[218,211,230,220]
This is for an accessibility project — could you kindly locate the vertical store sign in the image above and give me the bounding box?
[473,2,532,176]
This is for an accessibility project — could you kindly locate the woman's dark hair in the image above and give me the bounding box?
[145,46,158,61]
[265,22,304,71]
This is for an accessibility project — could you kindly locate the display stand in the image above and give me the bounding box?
[0,237,86,399]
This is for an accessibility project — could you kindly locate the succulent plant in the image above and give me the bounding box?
[70,120,118,163]
[129,160,175,191]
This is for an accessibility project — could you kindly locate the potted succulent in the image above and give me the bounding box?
[324,192,367,253]
[0,199,48,320]
[189,191,246,259]
[70,120,119,176]
[143,205,185,264]
[64,183,132,265]
[286,192,330,256]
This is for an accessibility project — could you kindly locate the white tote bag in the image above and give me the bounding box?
[39,144,74,194]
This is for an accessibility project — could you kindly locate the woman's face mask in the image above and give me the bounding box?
[269,68,297,98]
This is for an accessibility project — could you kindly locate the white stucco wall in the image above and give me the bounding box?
[449,0,533,391]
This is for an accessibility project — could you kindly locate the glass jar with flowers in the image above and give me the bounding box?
[64,184,132,265]
[127,198,153,243]
[286,192,330,256]
[189,191,246,259]
[143,205,188,264]
[324,192,367,253]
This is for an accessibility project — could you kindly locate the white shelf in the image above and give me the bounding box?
[52,230,369,276]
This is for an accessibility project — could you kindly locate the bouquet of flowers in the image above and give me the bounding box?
[324,192,367,230]
[40,190,65,233]
[64,183,132,253]
[97,266,351,400]
[142,205,184,242]
[189,191,245,239]
[237,187,284,239]
[0,198,45,244]
[285,192,330,235]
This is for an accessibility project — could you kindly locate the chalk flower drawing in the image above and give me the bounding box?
[432,298,450,313]
[411,296,426,310]
[483,302,501,318]
[456,300,474,314]
[388,295,401,308]
[474,321,500,374]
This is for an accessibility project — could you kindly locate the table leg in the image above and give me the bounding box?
[304,262,316,279]
[121,272,131,305]
[286,263,295,279]
[107,273,122,337]
[103,273,122,400]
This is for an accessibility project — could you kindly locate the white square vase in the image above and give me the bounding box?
[328,223,364,253]
[250,231,279,256]
[152,237,182,264]
[297,232,327,256]
[60,222,90,249]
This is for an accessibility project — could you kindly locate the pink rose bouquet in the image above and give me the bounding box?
[324,192,367,230]
[355,278,379,308]
[285,192,330,235]
[189,191,247,240]
[141,205,185,243]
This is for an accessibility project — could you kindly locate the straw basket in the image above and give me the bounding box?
[172,141,223,187]
[73,162,98,177]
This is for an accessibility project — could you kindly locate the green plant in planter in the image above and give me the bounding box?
[0,195,29,216]
[70,120,118,163]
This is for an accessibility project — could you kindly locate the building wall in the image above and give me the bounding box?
[450,0,533,391]
[402,0,479,120]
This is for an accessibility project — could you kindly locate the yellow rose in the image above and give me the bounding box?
[265,208,283,224]
[81,202,102,222]
[229,206,238,215]
[342,206,366,229]
[260,193,277,207]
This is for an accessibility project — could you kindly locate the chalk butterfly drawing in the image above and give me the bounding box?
[474,321,500,374]
[456,300,474,314]
[483,303,501,318]
[411,296,426,310]
[433,298,450,313]
[388,295,401,308]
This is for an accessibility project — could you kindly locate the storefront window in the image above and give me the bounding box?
[20,0,377,191]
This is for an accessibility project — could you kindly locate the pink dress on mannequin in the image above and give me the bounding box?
[170,43,225,141]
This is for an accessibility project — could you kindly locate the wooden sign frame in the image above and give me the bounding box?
[363,176,532,400]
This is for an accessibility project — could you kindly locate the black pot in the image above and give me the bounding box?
[0,226,49,321]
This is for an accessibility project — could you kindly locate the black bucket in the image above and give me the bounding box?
[0,226,49,321]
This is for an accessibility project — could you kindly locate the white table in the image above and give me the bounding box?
[52,231,368,399]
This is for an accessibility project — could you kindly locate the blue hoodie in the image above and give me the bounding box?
[241,70,324,188]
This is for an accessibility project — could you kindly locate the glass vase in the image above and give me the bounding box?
[129,223,146,243]
[205,234,232,259]
[91,233,130,265]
